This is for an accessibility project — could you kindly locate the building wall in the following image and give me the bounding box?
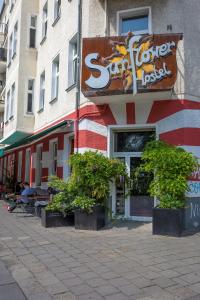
[3,0,38,138]
[34,0,79,132]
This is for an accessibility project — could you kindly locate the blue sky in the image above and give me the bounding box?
[0,0,3,10]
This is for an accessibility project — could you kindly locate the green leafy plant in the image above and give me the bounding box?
[70,151,129,213]
[136,140,198,209]
[72,196,96,214]
[46,176,76,215]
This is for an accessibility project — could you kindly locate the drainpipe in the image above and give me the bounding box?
[75,0,82,153]
[104,0,108,36]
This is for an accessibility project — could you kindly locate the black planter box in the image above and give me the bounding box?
[35,205,47,218]
[41,209,74,228]
[75,206,105,231]
[153,208,185,236]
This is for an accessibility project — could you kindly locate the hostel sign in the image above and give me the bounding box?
[81,33,182,97]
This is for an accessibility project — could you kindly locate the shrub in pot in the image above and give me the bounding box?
[41,177,75,228]
[137,140,198,236]
[70,151,129,230]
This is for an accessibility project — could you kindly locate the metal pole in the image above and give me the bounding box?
[75,0,82,153]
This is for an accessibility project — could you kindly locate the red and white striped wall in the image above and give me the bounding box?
[1,98,200,197]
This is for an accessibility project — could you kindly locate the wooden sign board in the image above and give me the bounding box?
[81,33,183,97]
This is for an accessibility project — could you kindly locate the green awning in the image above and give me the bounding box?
[0,149,4,157]
[0,131,31,145]
[5,120,73,151]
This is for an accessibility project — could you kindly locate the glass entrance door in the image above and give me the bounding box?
[113,129,155,219]
[130,157,154,217]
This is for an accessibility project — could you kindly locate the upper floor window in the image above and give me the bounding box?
[13,22,18,57]
[10,83,15,118]
[5,90,10,122]
[68,34,77,87]
[27,79,34,114]
[51,55,59,101]
[118,7,151,35]
[10,0,16,12]
[54,0,61,21]
[42,2,48,41]
[8,33,13,65]
[39,71,45,111]
[29,16,37,48]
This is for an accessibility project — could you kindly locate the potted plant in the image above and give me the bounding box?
[41,177,75,228]
[70,151,129,230]
[137,140,198,237]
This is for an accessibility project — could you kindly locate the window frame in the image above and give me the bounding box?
[5,90,10,122]
[50,139,58,176]
[117,6,152,36]
[41,2,48,41]
[17,151,22,182]
[25,148,31,183]
[68,33,78,88]
[39,71,45,112]
[36,144,43,186]
[12,21,18,58]
[8,33,13,65]
[27,79,34,114]
[29,15,37,48]
[53,0,61,23]
[10,82,15,119]
[51,54,59,102]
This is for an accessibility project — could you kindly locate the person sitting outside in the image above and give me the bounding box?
[8,182,35,212]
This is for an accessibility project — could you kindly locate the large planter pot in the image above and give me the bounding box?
[75,206,105,230]
[153,208,185,237]
[41,209,74,228]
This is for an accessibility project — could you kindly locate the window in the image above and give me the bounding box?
[68,34,77,87]
[17,151,22,182]
[51,55,59,101]
[13,22,18,57]
[8,33,13,64]
[5,90,10,122]
[118,7,151,35]
[39,71,45,111]
[27,79,34,113]
[36,145,42,186]
[25,149,31,183]
[54,0,61,21]
[10,83,15,118]
[10,0,15,12]
[50,141,58,175]
[114,131,155,153]
[29,16,37,48]
[42,2,48,40]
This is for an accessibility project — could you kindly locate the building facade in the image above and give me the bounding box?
[0,0,199,221]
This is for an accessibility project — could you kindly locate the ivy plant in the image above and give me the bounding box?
[46,176,77,216]
[46,151,129,214]
[70,151,129,213]
[136,140,198,209]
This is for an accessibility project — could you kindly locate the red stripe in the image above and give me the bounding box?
[160,128,200,146]
[77,130,107,151]
[58,134,64,150]
[42,168,48,182]
[126,103,135,124]
[34,104,116,135]
[57,167,63,179]
[147,100,200,123]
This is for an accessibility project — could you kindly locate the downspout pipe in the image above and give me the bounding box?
[75,0,82,153]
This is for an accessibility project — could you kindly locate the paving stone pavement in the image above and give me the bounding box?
[0,259,27,300]
[1,202,200,300]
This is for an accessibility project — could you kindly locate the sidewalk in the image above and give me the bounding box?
[0,260,27,300]
[1,201,200,299]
